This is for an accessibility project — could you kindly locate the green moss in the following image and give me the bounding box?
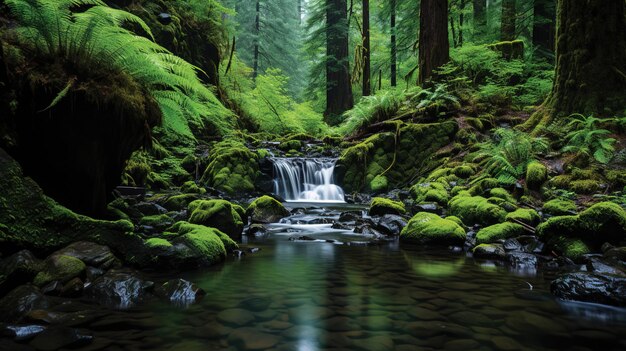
[147,172,171,190]
[145,237,172,249]
[526,161,547,190]
[557,238,590,261]
[569,179,601,194]
[370,175,389,192]
[181,154,197,174]
[428,168,452,181]
[446,216,465,227]
[550,175,572,189]
[448,195,507,226]
[369,197,407,216]
[605,170,626,189]
[506,208,541,226]
[476,222,525,244]
[173,222,229,264]
[33,255,86,286]
[400,212,466,245]
[452,165,475,179]
[188,199,244,239]
[200,140,259,194]
[140,214,173,228]
[411,182,450,205]
[124,151,151,187]
[469,178,500,196]
[278,140,303,151]
[181,181,206,194]
[543,199,577,216]
[247,196,290,223]
[489,188,516,203]
[162,193,200,211]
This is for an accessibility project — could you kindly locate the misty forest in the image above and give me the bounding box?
[1,0,626,350]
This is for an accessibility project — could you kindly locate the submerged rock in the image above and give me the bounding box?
[29,326,93,351]
[473,244,506,259]
[154,279,205,307]
[0,285,50,322]
[86,270,153,309]
[551,272,626,307]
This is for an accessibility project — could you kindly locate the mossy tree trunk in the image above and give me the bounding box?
[501,0,517,41]
[533,0,556,58]
[472,0,487,41]
[325,0,354,124]
[253,0,260,80]
[362,0,371,96]
[418,0,450,85]
[390,0,397,86]
[523,0,626,132]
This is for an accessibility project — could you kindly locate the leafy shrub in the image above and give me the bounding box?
[562,114,616,164]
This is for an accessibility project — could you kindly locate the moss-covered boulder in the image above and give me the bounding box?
[410,182,450,206]
[337,121,458,192]
[140,214,174,231]
[33,255,86,287]
[537,202,626,260]
[370,175,389,192]
[161,193,201,211]
[400,212,466,245]
[188,199,244,240]
[200,140,260,195]
[526,161,547,190]
[448,194,507,226]
[475,223,526,244]
[472,244,506,259]
[369,197,407,216]
[181,181,206,194]
[543,199,577,216]
[506,208,541,226]
[247,196,290,223]
[165,222,238,268]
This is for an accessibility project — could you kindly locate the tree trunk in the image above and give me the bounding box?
[325,0,354,123]
[298,0,302,25]
[418,0,450,85]
[459,0,466,46]
[253,0,260,79]
[472,0,486,40]
[501,0,516,41]
[390,0,397,86]
[532,0,555,57]
[524,0,626,132]
[362,0,371,96]
[450,3,458,48]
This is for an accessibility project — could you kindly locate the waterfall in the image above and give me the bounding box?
[271,158,345,202]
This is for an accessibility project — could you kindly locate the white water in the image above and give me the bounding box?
[271,158,345,203]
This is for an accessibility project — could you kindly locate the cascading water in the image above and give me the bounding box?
[271,158,345,202]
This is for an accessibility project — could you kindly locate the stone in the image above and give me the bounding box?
[503,238,523,251]
[33,255,86,287]
[246,196,290,223]
[375,214,408,236]
[0,285,50,322]
[227,327,280,350]
[2,324,46,341]
[28,326,93,351]
[238,296,272,312]
[505,252,537,270]
[217,309,255,327]
[154,279,205,307]
[472,244,506,260]
[60,278,84,298]
[86,270,152,309]
[550,272,626,307]
[0,250,42,295]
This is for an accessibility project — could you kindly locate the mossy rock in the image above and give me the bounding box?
[452,165,474,179]
[448,195,507,226]
[369,197,406,216]
[181,181,206,194]
[200,140,259,195]
[400,212,466,245]
[506,208,541,226]
[278,140,303,151]
[181,155,198,174]
[411,182,450,206]
[145,237,173,249]
[139,214,174,230]
[169,222,232,266]
[476,223,526,244]
[549,175,572,189]
[489,188,515,203]
[569,180,601,194]
[162,193,201,211]
[370,175,389,193]
[486,40,524,60]
[188,199,244,240]
[543,199,577,216]
[526,161,547,190]
[33,255,86,287]
[445,216,465,228]
[247,196,290,223]
[469,178,500,196]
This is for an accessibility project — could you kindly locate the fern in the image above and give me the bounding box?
[562,114,616,164]
[476,128,549,185]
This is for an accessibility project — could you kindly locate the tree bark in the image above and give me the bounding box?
[325,0,354,123]
[524,0,626,132]
[298,0,302,25]
[253,0,260,79]
[472,0,486,41]
[418,0,450,85]
[459,0,466,46]
[362,0,371,96]
[501,0,516,41]
[532,0,555,57]
[390,0,397,86]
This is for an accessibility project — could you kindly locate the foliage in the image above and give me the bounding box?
[337,88,404,135]
[475,128,549,185]
[562,114,616,164]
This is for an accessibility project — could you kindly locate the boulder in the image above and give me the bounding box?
[0,250,42,296]
[50,241,119,270]
[448,194,507,226]
[86,270,153,309]
[475,222,525,244]
[247,196,289,223]
[473,244,506,259]
[369,197,406,217]
[400,212,466,245]
[551,272,626,307]
[33,255,86,287]
[154,279,205,307]
[375,214,408,236]
[188,199,244,240]
[0,285,50,322]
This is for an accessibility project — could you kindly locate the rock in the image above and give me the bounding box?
[227,327,280,350]
[133,201,167,216]
[154,279,205,307]
[40,281,63,296]
[29,326,93,351]
[247,224,267,236]
[86,270,152,309]
[160,222,236,269]
[33,255,86,287]
[217,309,255,327]
[505,252,537,271]
[51,241,120,270]
[551,272,626,306]
[376,214,408,236]
[247,196,290,223]
[354,224,384,237]
[157,12,173,25]
[369,197,406,216]
[2,325,46,341]
[414,202,442,214]
[472,244,506,259]
[586,258,625,276]
[475,223,525,244]
[503,238,523,251]
[0,250,42,295]
[60,278,84,298]
[506,208,541,226]
[400,212,466,246]
[188,199,245,240]
[338,210,363,222]
[239,296,272,312]
[0,285,50,322]
[247,247,261,253]
[604,247,626,262]
[448,194,507,226]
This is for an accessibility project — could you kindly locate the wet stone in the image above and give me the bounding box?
[28,326,93,351]
[217,309,255,327]
[0,285,50,323]
[239,296,272,312]
[503,238,523,251]
[155,279,205,307]
[2,324,46,341]
[227,327,280,350]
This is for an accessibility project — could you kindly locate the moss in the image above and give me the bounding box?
[247,196,290,223]
[446,216,465,227]
[145,237,173,249]
[550,175,572,189]
[411,182,450,205]
[506,208,541,226]
[486,40,524,60]
[369,197,407,216]
[162,193,200,211]
[400,212,466,245]
[557,238,591,261]
[181,154,197,174]
[469,178,500,196]
[452,165,474,179]
[526,161,547,190]
[476,222,525,244]
[200,140,259,194]
[172,222,229,264]
[278,140,303,151]
[427,168,452,181]
[147,172,171,190]
[543,199,577,216]
[140,214,173,228]
[256,149,271,159]
[605,170,626,189]
[33,255,86,286]
[489,188,516,203]
[448,195,507,226]
[188,199,244,239]
[370,175,389,192]
[569,179,601,194]
[181,181,206,194]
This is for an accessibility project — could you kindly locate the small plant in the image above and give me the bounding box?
[562,114,616,164]
[475,128,549,185]
[406,84,460,117]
